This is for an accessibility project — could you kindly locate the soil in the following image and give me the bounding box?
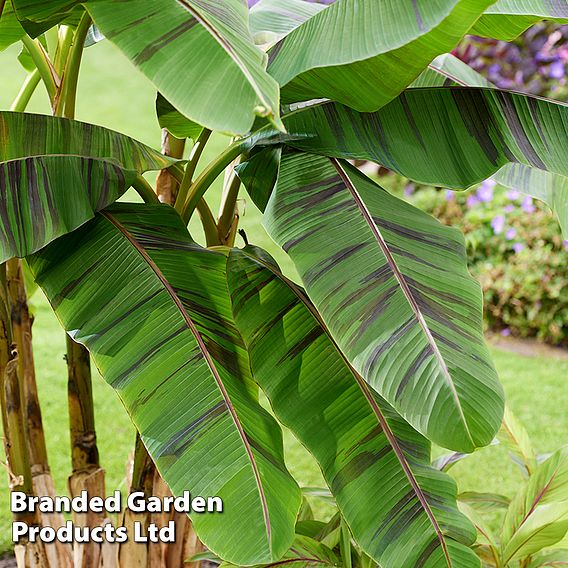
[0,553,16,568]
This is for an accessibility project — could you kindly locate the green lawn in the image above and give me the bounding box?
[0,41,567,554]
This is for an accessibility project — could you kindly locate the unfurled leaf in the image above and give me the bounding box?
[280,88,568,191]
[87,0,282,134]
[412,54,494,88]
[28,203,301,565]
[156,93,203,142]
[249,0,327,45]
[472,0,568,41]
[228,246,480,567]
[267,0,494,111]
[262,153,504,453]
[502,447,568,564]
[0,111,171,263]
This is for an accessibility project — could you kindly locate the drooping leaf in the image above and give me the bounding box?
[28,203,301,565]
[0,2,25,51]
[248,0,327,45]
[220,535,339,568]
[0,111,172,263]
[235,147,282,212]
[502,447,568,564]
[472,0,568,41]
[263,153,504,453]
[280,88,568,191]
[156,93,204,142]
[228,246,480,568]
[412,54,494,88]
[267,0,494,111]
[493,164,568,239]
[87,0,282,135]
[11,0,83,37]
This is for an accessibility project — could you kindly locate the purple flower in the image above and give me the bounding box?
[477,180,496,202]
[549,60,565,79]
[445,189,455,201]
[504,205,515,213]
[513,242,525,253]
[491,215,505,234]
[521,195,536,213]
[506,189,521,200]
[505,228,517,240]
[564,240,568,251]
[500,328,512,337]
[466,194,479,208]
[404,183,415,197]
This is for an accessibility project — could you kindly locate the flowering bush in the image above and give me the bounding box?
[404,181,568,345]
[455,23,568,99]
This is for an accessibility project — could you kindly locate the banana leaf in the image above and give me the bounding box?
[28,203,302,565]
[0,2,25,51]
[472,0,568,41]
[267,0,494,111]
[248,0,327,45]
[87,0,282,135]
[262,153,504,453]
[228,245,480,568]
[0,111,172,263]
[280,88,568,191]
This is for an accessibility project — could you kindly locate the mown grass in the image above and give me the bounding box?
[0,41,566,553]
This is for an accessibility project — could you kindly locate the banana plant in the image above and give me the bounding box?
[0,1,567,567]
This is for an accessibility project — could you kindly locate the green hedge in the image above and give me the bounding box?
[399,180,568,346]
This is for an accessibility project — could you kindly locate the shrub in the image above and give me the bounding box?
[404,181,568,345]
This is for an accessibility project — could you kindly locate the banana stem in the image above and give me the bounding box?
[21,35,59,103]
[10,69,41,112]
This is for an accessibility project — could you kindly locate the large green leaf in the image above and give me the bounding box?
[87,0,282,135]
[280,88,568,190]
[11,0,83,37]
[502,447,568,564]
[412,54,494,88]
[492,164,568,239]
[472,0,568,41]
[249,0,327,45]
[235,147,282,212]
[28,203,301,565]
[262,153,504,453]
[0,111,171,263]
[156,93,204,142]
[267,0,494,111]
[0,2,25,51]
[228,246,480,568]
